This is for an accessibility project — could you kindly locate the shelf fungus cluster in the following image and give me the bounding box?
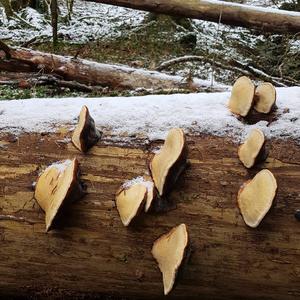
[228,76,276,118]
[116,128,188,226]
[152,224,189,295]
[238,170,277,228]
[34,158,85,231]
[72,105,102,153]
[238,128,267,168]
[115,128,189,294]
[34,105,101,231]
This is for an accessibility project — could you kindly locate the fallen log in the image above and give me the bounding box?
[84,0,300,34]
[1,89,300,298]
[0,45,225,91]
[1,132,300,299]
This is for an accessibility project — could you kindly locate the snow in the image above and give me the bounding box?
[122,176,154,191]
[0,2,146,43]
[206,0,300,16]
[43,159,72,176]
[0,87,300,143]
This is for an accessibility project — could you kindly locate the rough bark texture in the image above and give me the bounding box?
[84,0,300,34]
[0,132,300,299]
[50,0,58,46]
[0,47,223,91]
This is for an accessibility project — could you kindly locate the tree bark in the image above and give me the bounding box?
[0,46,225,91]
[0,132,300,299]
[50,0,58,46]
[84,0,300,34]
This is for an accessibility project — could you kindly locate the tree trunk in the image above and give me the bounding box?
[83,0,300,34]
[50,0,58,46]
[0,46,225,91]
[0,0,14,17]
[0,132,300,299]
[66,0,74,20]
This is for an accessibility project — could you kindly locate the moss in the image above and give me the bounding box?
[34,16,195,70]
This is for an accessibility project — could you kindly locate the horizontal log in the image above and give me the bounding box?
[84,0,300,34]
[0,46,225,91]
[0,131,300,299]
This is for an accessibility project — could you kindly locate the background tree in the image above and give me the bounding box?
[50,0,58,47]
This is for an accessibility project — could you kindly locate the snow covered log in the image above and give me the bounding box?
[84,0,300,34]
[1,89,300,298]
[0,46,223,91]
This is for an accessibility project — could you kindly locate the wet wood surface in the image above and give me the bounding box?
[0,132,300,299]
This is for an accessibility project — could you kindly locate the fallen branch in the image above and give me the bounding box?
[0,72,93,92]
[156,55,299,87]
[20,35,50,48]
[0,43,226,92]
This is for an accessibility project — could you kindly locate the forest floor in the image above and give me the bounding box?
[0,0,299,99]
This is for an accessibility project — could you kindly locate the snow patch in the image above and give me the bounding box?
[0,1,145,43]
[43,159,72,176]
[0,87,300,143]
[122,176,154,192]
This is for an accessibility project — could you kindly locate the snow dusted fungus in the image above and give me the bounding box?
[122,176,154,191]
[42,159,72,176]
[0,87,300,143]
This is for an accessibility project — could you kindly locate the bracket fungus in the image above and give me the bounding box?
[150,128,187,197]
[238,128,267,168]
[116,176,156,226]
[228,76,255,117]
[116,183,147,226]
[238,169,277,228]
[72,105,102,152]
[34,158,85,232]
[254,82,276,114]
[152,224,189,295]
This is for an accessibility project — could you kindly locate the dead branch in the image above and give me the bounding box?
[156,55,299,87]
[0,72,93,92]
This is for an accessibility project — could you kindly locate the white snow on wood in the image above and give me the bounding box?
[122,176,154,191]
[0,87,300,143]
[43,159,72,176]
[205,0,300,16]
